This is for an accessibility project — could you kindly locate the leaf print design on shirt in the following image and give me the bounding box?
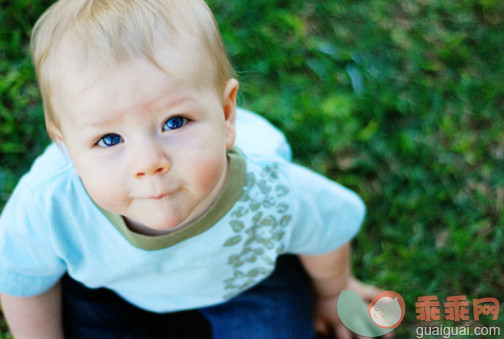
[222,163,293,299]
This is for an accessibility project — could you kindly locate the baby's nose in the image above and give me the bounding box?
[135,163,170,178]
[134,145,170,178]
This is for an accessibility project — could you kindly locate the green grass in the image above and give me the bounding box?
[1,0,503,337]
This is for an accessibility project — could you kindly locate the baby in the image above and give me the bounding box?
[0,0,381,338]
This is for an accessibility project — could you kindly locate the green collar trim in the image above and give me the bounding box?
[99,147,246,251]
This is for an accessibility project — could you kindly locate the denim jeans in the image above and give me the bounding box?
[62,255,314,338]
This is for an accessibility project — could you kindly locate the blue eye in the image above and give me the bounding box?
[163,116,188,131]
[97,134,123,147]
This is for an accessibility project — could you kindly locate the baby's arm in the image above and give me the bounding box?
[1,282,64,339]
[299,243,382,338]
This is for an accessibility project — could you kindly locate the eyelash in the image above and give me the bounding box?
[95,116,189,148]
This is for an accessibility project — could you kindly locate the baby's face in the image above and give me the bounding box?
[53,46,238,234]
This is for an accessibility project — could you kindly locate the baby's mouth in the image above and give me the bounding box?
[148,192,171,199]
[146,188,179,200]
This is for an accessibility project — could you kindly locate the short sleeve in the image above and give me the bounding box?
[0,178,66,297]
[285,164,366,255]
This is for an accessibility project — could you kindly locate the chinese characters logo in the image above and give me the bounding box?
[416,296,499,322]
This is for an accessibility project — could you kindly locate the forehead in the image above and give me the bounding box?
[50,37,215,116]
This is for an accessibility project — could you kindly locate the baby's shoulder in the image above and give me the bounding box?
[242,151,290,176]
[242,151,316,188]
[242,150,359,204]
[13,143,77,199]
[1,144,84,228]
[240,151,303,196]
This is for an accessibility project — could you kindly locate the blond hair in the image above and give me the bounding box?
[30,0,235,140]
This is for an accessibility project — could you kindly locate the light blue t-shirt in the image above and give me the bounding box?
[0,108,365,312]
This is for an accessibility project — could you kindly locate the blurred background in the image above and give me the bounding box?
[1,0,503,337]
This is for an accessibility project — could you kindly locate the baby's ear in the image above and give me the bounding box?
[46,121,65,148]
[47,121,65,145]
[222,79,239,150]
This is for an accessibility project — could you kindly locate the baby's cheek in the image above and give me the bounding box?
[82,173,127,213]
[193,154,226,192]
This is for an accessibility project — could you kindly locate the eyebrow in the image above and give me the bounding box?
[82,92,195,129]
